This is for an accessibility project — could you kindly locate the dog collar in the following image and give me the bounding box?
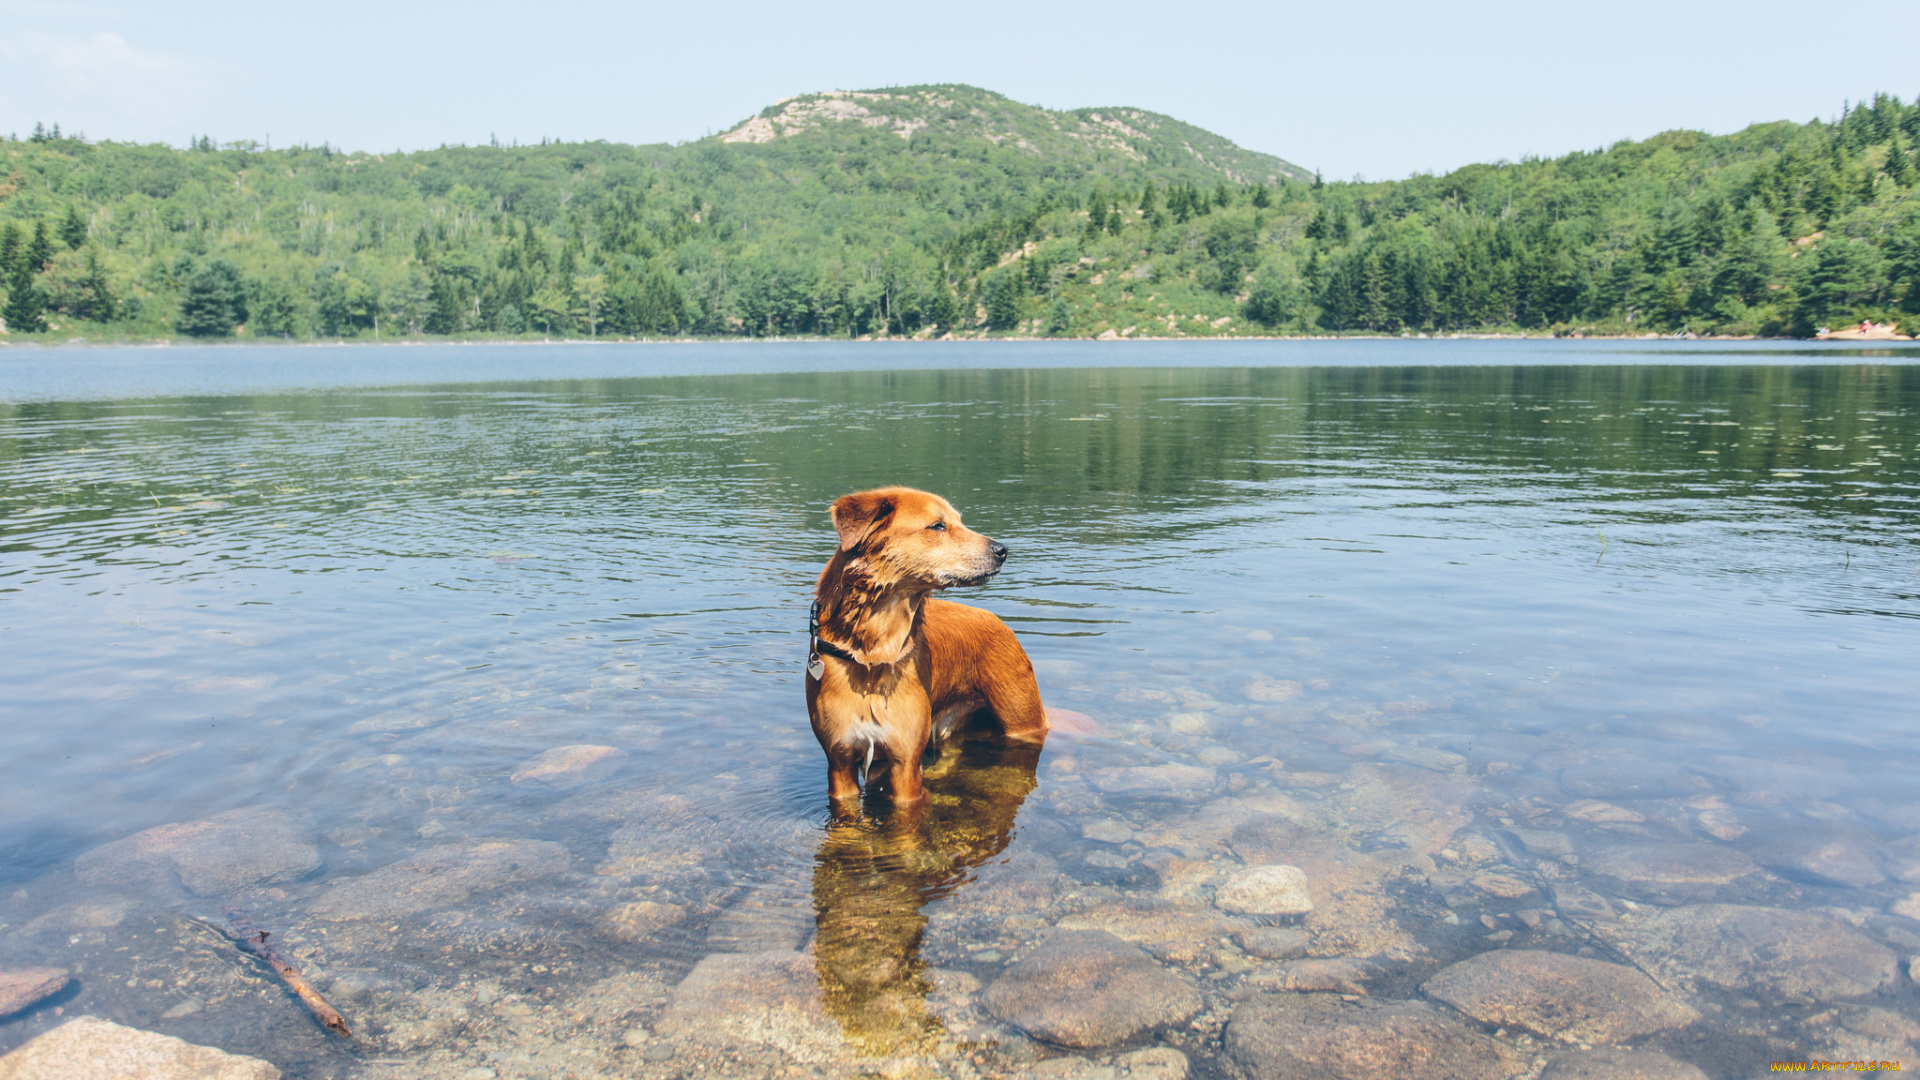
[809,599,862,678]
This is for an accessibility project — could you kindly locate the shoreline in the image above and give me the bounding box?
[2,331,1908,351]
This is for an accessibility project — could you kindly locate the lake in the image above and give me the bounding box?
[1,340,1917,1080]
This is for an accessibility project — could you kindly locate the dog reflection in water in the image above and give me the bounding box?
[811,733,1041,1053]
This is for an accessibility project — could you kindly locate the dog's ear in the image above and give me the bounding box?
[830,490,896,551]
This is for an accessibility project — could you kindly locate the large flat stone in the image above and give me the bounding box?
[1226,995,1523,1080]
[308,838,569,920]
[1581,842,1757,888]
[1604,904,1896,1004]
[74,806,320,897]
[0,1015,279,1080]
[1422,950,1697,1044]
[984,929,1201,1049]
[0,969,69,1018]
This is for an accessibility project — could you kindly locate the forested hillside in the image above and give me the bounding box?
[1,85,1915,342]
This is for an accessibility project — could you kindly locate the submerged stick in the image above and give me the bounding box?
[199,908,353,1037]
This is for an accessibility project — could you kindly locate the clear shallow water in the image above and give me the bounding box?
[1,342,1918,1079]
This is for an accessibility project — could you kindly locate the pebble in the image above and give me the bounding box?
[1245,957,1380,994]
[983,929,1202,1049]
[1225,994,1523,1080]
[0,969,69,1018]
[1243,678,1302,703]
[73,806,321,898]
[1563,800,1644,824]
[508,744,628,789]
[308,838,569,920]
[0,1015,279,1079]
[1081,820,1134,844]
[1214,865,1313,915]
[1608,904,1897,1004]
[1422,950,1698,1043]
[1470,872,1536,899]
[1538,1048,1710,1080]
[1056,902,1245,964]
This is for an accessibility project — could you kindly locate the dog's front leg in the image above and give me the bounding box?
[824,744,864,806]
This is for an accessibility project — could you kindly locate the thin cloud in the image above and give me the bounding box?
[0,30,212,137]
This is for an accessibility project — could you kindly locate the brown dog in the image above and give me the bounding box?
[806,487,1048,807]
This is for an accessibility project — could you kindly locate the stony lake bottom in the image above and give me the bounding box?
[1,340,1918,1080]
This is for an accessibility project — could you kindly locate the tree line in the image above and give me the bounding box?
[0,90,1915,342]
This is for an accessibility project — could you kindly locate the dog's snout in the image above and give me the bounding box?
[989,541,1008,564]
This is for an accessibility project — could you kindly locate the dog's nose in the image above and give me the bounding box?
[989,541,1008,564]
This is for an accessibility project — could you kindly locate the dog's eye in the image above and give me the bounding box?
[926,521,946,532]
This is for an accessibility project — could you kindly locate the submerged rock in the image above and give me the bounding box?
[1088,765,1218,800]
[600,899,687,943]
[0,1015,279,1080]
[655,950,848,1062]
[509,744,627,790]
[1747,828,1885,888]
[1236,926,1309,960]
[1605,904,1896,1004]
[984,929,1202,1049]
[1056,901,1248,964]
[1581,842,1757,889]
[1245,957,1381,995]
[73,806,320,897]
[1215,865,1313,915]
[1538,1048,1710,1080]
[0,969,69,1018]
[1422,950,1698,1044]
[308,838,569,920]
[1225,994,1523,1080]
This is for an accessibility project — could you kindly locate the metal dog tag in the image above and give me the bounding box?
[807,655,825,681]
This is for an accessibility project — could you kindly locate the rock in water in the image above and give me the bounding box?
[656,951,848,1062]
[1226,995,1523,1080]
[308,838,569,920]
[73,806,320,897]
[0,969,69,1018]
[509,744,627,789]
[1215,865,1313,915]
[0,1015,279,1079]
[1582,842,1757,889]
[983,929,1201,1049]
[1539,1048,1710,1080]
[1607,904,1896,1004]
[1422,951,1698,1044]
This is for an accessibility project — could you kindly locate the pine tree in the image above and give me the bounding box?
[926,280,960,331]
[1138,183,1157,216]
[76,248,115,321]
[1214,181,1233,209]
[1251,185,1272,209]
[1085,192,1108,237]
[425,275,461,334]
[1045,297,1072,336]
[414,226,433,265]
[60,205,88,250]
[4,260,47,333]
[984,272,1022,331]
[176,259,246,336]
[0,223,20,279]
[26,221,53,271]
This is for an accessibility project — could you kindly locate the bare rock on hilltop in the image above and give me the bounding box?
[73,806,320,897]
[1422,950,1698,1044]
[0,1015,279,1080]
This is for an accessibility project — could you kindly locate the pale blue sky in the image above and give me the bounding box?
[2,0,1915,180]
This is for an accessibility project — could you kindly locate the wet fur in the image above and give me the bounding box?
[806,487,1048,807]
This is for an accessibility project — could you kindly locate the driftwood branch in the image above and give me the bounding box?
[197,908,353,1037]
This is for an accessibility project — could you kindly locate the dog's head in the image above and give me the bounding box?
[829,487,1007,590]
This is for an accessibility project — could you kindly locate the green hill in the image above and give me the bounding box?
[0,87,1915,343]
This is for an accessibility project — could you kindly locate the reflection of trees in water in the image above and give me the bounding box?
[810,735,1041,1055]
